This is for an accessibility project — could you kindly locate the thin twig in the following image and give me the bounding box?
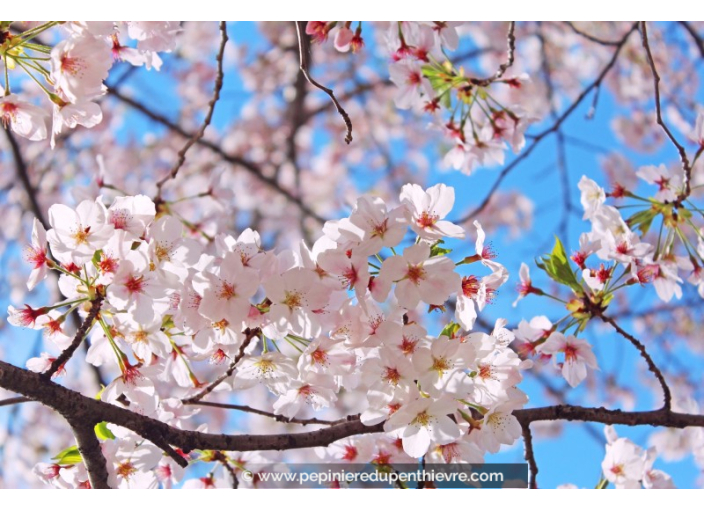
[563,21,623,46]
[3,127,107,390]
[188,401,356,426]
[3,126,46,227]
[474,21,516,86]
[107,87,326,223]
[678,21,704,59]
[182,328,259,404]
[43,295,103,379]
[0,396,30,407]
[155,21,228,200]
[295,21,352,144]
[455,22,639,224]
[214,452,239,489]
[640,21,693,202]
[599,312,672,410]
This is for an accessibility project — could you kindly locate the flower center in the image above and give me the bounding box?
[417,210,438,228]
[116,461,137,479]
[218,281,237,300]
[71,225,91,245]
[60,55,84,76]
[125,275,145,294]
[462,275,480,297]
[283,290,303,309]
[406,264,426,284]
[432,356,451,374]
[311,348,328,366]
[412,410,433,427]
[383,366,401,385]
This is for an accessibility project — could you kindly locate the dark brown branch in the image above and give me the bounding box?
[678,21,704,59]
[155,21,228,200]
[599,312,672,410]
[43,295,103,379]
[0,396,30,407]
[182,328,259,404]
[69,420,112,489]
[519,422,538,489]
[295,21,352,144]
[512,404,704,428]
[474,21,516,86]
[563,21,623,46]
[640,21,693,201]
[107,87,326,224]
[4,127,107,389]
[0,359,385,454]
[215,452,239,489]
[455,22,639,224]
[3,126,46,228]
[6,358,704,484]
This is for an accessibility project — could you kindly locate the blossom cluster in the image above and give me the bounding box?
[576,169,703,302]
[0,21,177,146]
[307,21,534,175]
[557,425,677,489]
[10,183,532,488]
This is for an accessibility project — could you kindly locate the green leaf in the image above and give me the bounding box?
[52,445,82,466]
[538,236,583,294]
[440,322,460,338]
[94,421,115,440]
[430,240,452,257]
[626,209,657,235]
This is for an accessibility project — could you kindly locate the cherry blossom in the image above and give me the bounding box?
[540,332,599,388]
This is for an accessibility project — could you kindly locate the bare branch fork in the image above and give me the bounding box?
[155,21,229,200]
[474,21,516,87]
[640,21,693,202]
[295,21,353,144]
[181,328,260,404]
[455,21,639,224]
[43,295,104,379]
[107,87,326,223]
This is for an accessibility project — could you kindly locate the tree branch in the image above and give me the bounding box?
[43,295,104,379]
[455,22,639,224]
[519,421,538,489]
[187,401,357,426]
[155,21,228,200]
[599,312,672,410]
[69,419,112,489]
[181,328,258,404]
[0,359,385,455]
[295,21,353,144]
[563,21,623,46]
[106,88,326,224]
[4,359,704,486]
[473,21,516,86]
[678,21,704,59]
[0,396,30,407]
[3,126,46,228]
[640,21,693,202]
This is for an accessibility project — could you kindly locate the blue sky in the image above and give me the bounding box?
[2,21,704,489]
